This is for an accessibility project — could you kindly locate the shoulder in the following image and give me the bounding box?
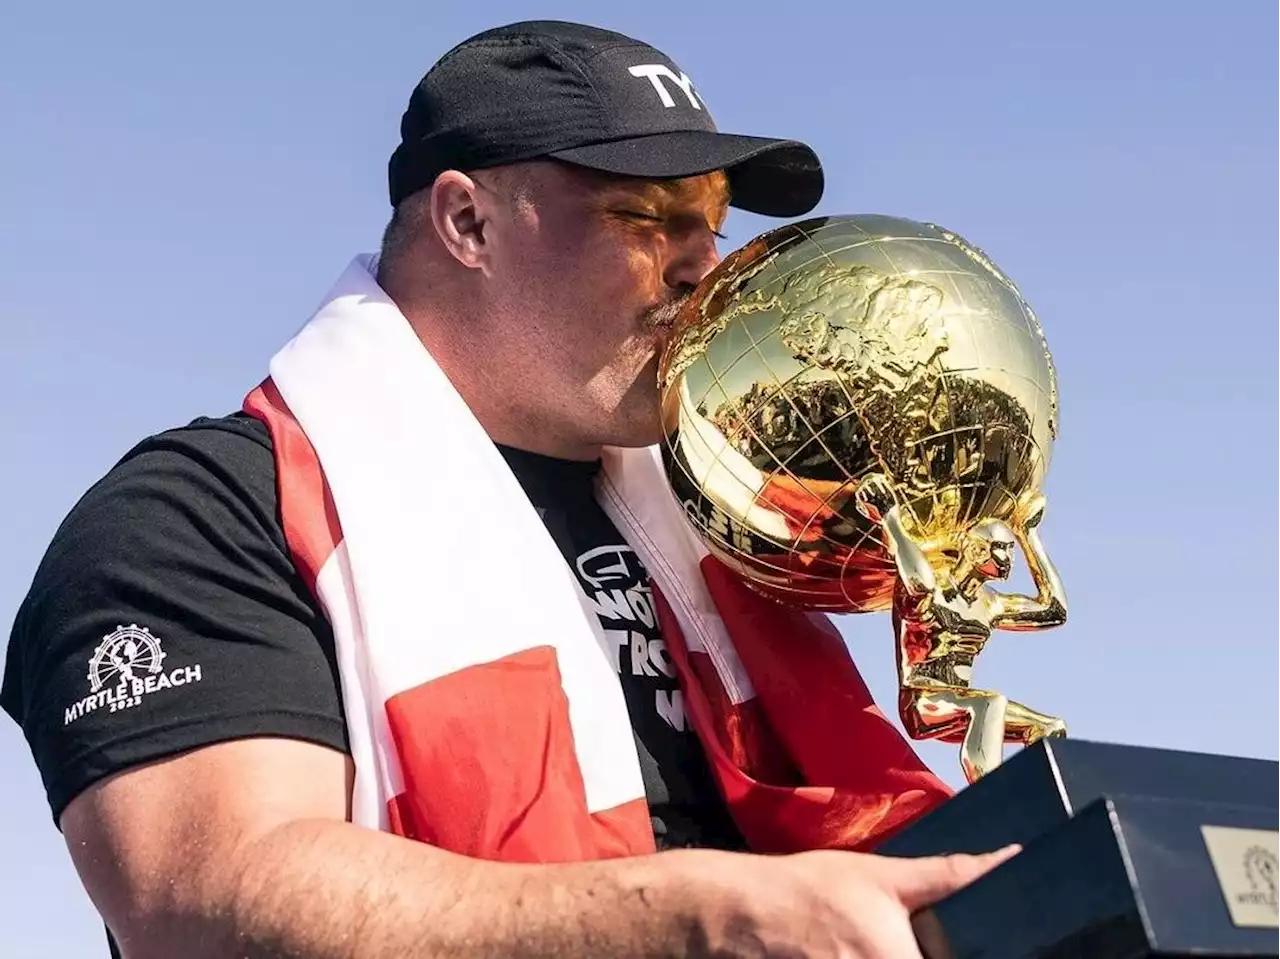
[6,410,293,679]
[109,411,277,503]
[4,410,291,714]
[51,411,283,560]
[2,412,348,819]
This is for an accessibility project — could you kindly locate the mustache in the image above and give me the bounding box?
[643,289,695,330]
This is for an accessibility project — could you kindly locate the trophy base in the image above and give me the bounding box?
[878,739,1278,958]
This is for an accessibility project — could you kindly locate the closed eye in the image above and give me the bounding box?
[613,209,727,240]
[616,209,663,224]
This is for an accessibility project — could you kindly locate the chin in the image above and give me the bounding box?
[601,401,664,450]
[602,365,664,449]
[604,420,664,450]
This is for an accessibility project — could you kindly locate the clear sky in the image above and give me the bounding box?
[1,2,1275,955]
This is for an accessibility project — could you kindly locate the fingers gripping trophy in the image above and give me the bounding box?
[658,214,1070,785]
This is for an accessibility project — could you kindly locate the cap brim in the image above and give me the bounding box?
[549,130,823,218]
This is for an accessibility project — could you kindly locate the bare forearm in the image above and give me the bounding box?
[883,510,935,595]
[123,819,736,959]
[1022,530,1065,607]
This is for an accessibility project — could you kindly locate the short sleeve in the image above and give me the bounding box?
[0,415,349,823]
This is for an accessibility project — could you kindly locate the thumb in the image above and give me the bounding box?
[875,844,1020,911]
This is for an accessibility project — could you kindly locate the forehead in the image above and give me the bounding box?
[971,522,1013,546]
[635,171,730,208]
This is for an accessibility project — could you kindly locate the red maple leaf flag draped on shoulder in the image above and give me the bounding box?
[243,255,951,863]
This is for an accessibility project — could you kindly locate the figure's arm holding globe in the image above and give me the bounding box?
[856,474,936,599]
[992,494,1068,631]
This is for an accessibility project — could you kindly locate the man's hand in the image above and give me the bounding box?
[1013,490,1047,532]
[694,844,1019,958]
[854,472,897,525]
[59,736,1014,959]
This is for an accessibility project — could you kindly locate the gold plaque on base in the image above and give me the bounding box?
[1201,824,1280,929]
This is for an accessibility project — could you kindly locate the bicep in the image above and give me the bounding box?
[59,737,352,954]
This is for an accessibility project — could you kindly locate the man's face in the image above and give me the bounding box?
[479,161,728,451]
[986,537,1014,580]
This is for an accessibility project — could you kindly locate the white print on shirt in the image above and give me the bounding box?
[63,624,204,726]
[579,545,687,733]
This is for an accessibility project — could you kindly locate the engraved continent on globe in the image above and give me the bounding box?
[658,214,1060,613]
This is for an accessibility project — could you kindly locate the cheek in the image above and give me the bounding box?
[599,245,661,304]
[509,214,665,339]
[558,225,663,307]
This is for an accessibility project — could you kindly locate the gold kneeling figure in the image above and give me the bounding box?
[855,474,1068,783]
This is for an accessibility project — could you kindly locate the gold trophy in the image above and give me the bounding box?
[658,214,1069,784]
[659,216,1280,958]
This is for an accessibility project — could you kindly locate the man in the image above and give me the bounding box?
[2,20,1014,959]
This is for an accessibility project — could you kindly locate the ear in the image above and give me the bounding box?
[429,170,490,272]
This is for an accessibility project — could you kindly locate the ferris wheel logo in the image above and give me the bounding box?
[65,623,203,726]
[88,624,166,692]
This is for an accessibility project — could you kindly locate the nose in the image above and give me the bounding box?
[663,226,722,291]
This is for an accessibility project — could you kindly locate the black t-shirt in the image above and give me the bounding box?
[1,413,744,853]
[495,445,743,851]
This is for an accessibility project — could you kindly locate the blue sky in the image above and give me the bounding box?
[1,2,1276,955]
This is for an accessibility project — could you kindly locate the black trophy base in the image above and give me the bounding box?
[877,739,1278,959]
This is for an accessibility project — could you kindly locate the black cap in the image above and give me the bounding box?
[388,20,824,217]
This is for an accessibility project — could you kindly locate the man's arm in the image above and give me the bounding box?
[61,736,1016,959]
[63,737,693,959]
[991,494,1067,631]
[855,474,936,598]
